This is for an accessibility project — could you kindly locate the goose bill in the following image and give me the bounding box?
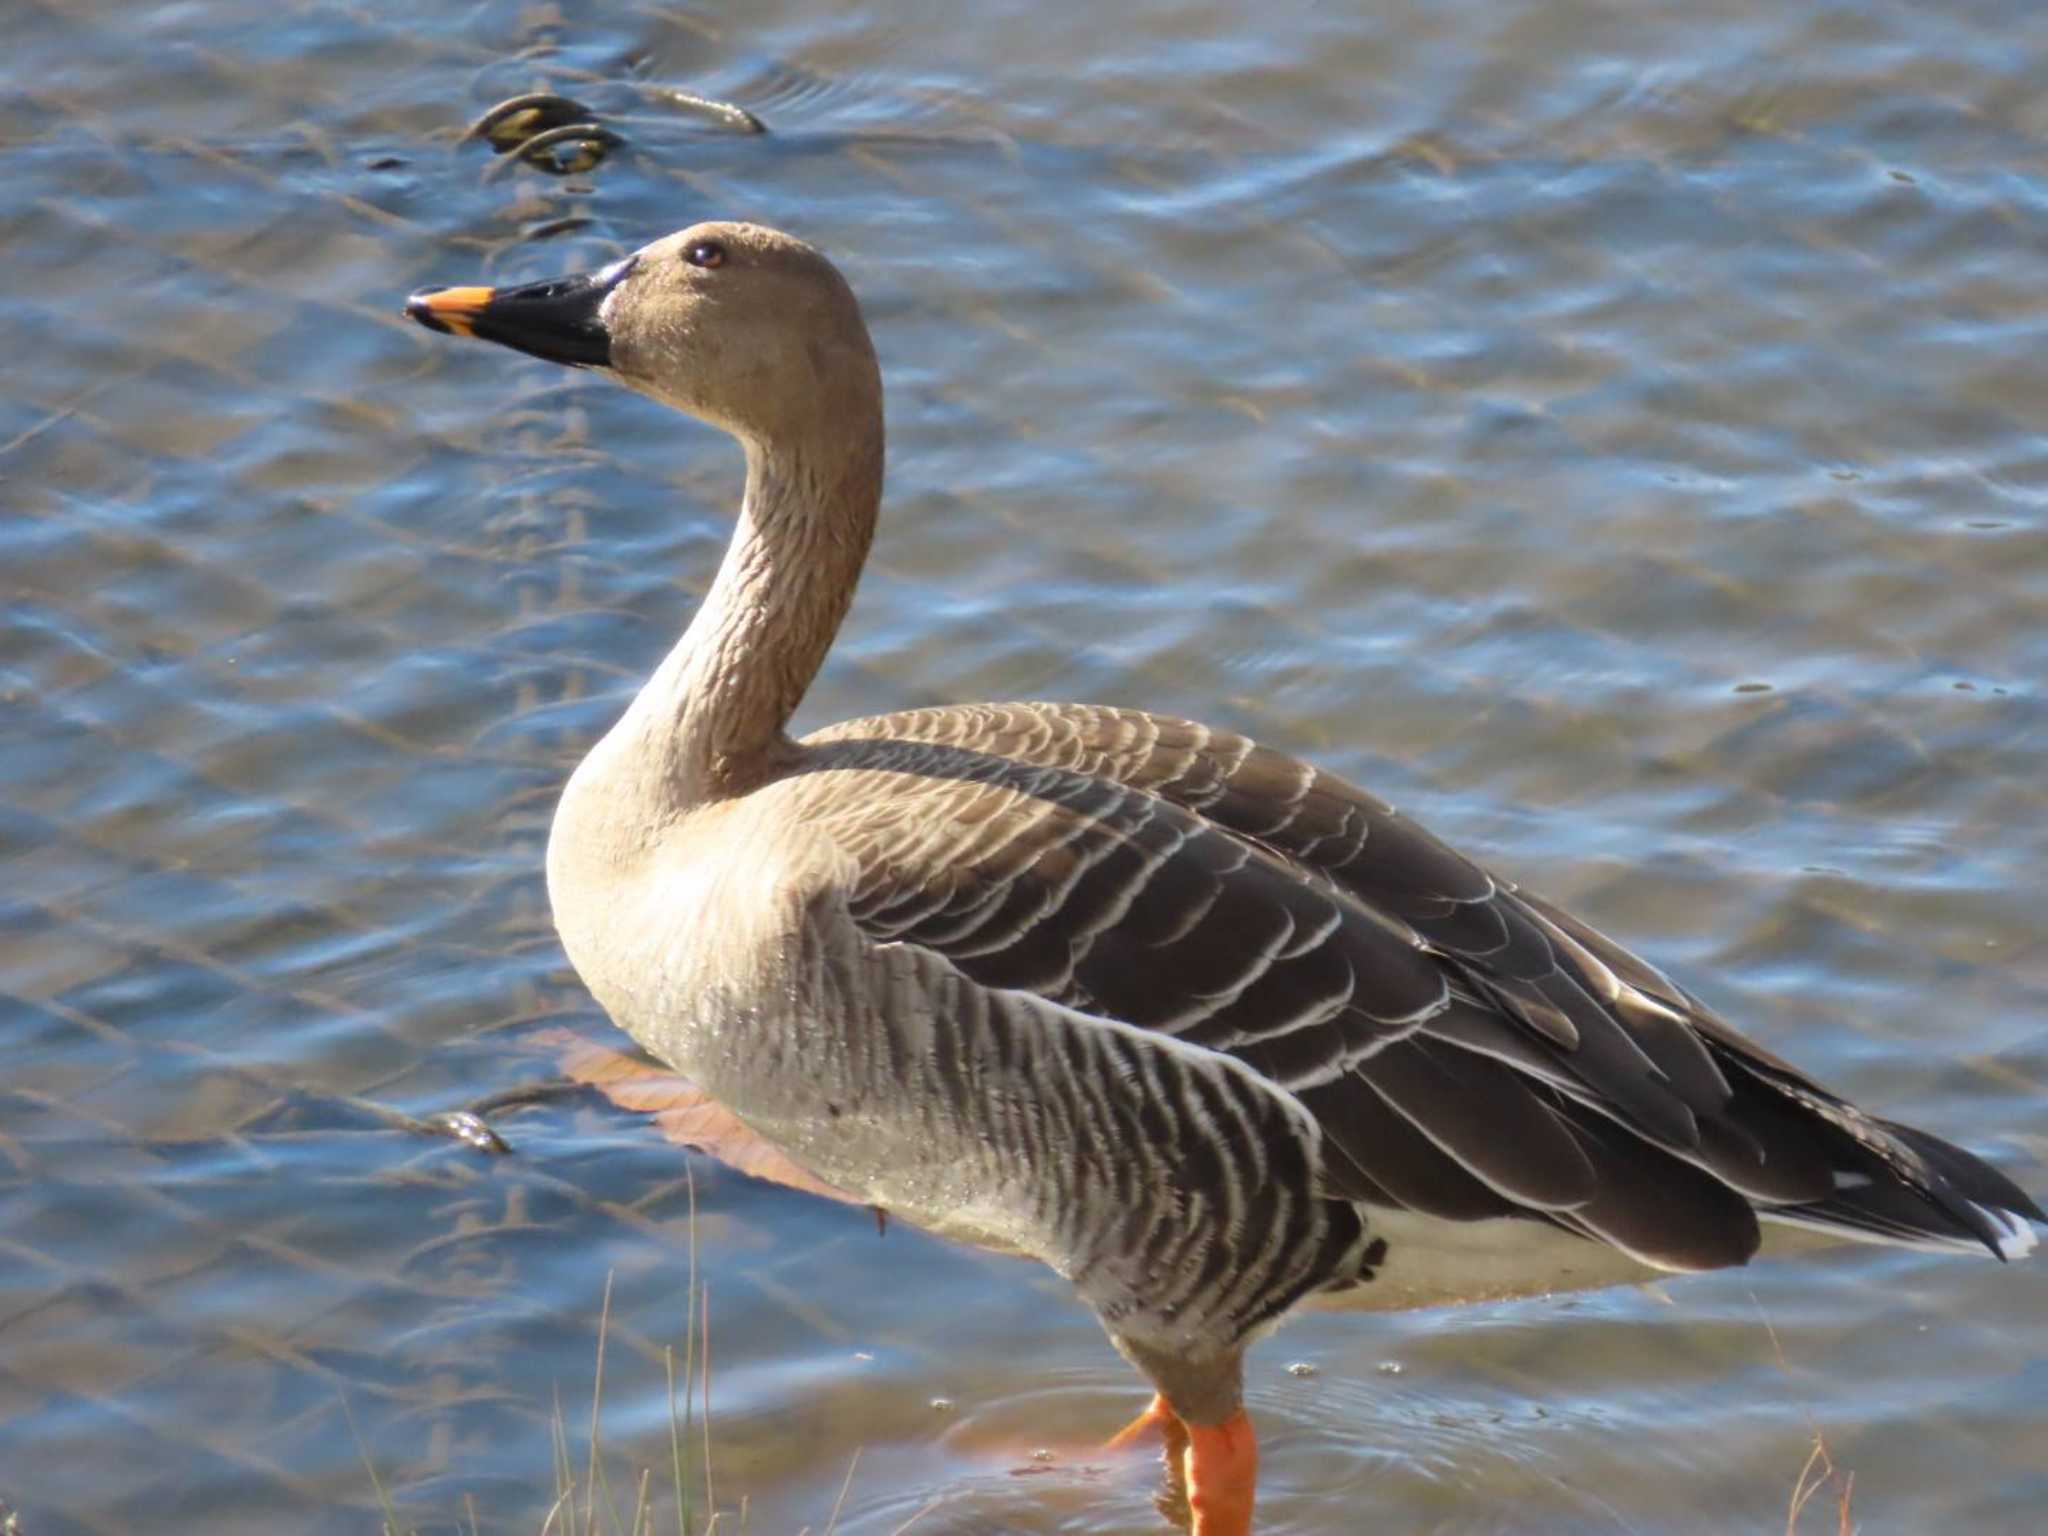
[404,256,634,367]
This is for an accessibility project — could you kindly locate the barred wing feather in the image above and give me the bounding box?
[804,704,2041,1284]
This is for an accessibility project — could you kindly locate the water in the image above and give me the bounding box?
[5,0,2046,1531]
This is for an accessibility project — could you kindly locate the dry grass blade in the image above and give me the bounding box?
[1756,1298,1858,1536]
[550,1383,576,1536]
[341,1393,406,1535]
[587,1271,616,1534]
[684,1171,700,1531]
[1786,1430,1856,1535]
[699,1278,716,1520]
[822,1450,861,1534]
[667,1344,689,1536]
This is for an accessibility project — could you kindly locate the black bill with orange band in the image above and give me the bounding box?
[404,255,636,368]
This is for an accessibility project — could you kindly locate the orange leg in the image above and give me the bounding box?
[1182,1408,1258,1536]
[1108,1394,1259,1534]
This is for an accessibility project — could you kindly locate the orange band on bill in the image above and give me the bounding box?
[411,285,495,338]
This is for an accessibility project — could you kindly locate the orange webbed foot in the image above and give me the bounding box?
[1103,1392,1174,1452]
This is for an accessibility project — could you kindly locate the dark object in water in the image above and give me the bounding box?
[463,85,765,179]
[466,94,621,178]
[465,93,597,151]
[643,84,767,135]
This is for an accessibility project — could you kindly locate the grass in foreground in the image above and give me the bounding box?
[1758,1300,1857,1536]
[362,1167,936,1536]
[360,1282,1864,1534]
[1787,1429,1855,1536]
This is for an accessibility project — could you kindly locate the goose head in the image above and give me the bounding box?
[406,221,881,449]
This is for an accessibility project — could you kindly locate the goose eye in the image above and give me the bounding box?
[684,240,727,270]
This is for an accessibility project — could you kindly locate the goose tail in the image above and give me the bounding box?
[1762,1117,2043,1261]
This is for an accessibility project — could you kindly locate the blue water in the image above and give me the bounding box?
[4,1,2046,1531]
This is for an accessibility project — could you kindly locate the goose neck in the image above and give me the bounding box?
[635,419,882,805]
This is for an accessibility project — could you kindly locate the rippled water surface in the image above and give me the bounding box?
[6,1,2048,1531]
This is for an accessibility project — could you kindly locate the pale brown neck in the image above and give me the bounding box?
[624,411,883,806]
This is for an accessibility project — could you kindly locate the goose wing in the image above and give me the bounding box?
[802,704,2040,1267]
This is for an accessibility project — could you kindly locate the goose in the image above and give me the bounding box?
[406,221,2042,1534]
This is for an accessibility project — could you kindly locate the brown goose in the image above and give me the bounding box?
[406,221,2041,1534]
